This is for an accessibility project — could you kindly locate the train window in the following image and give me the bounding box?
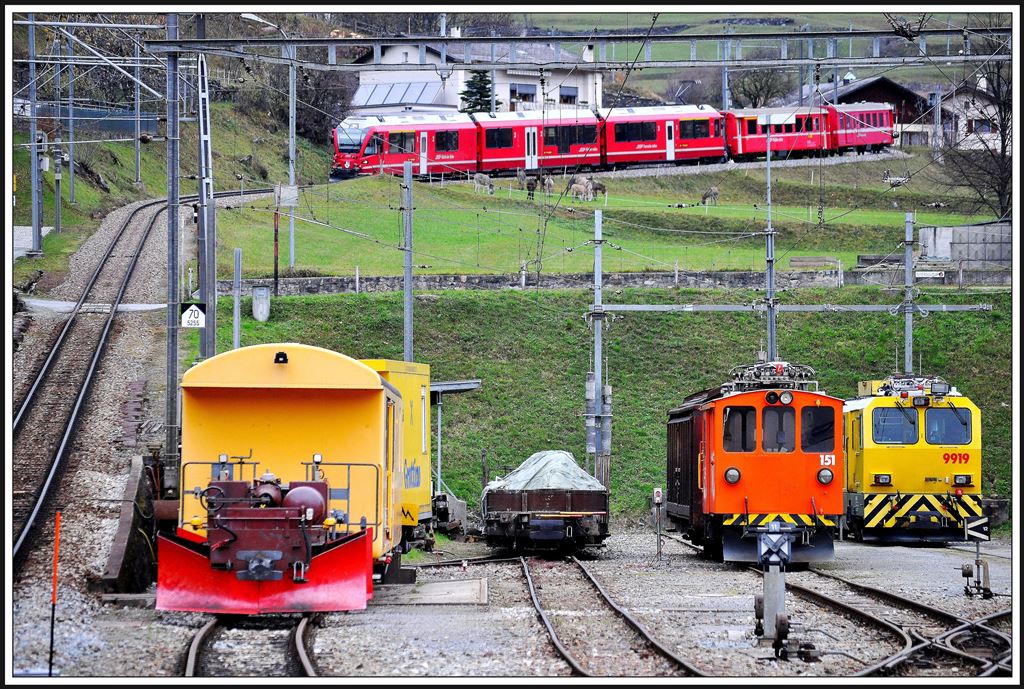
[693,120,709,138]
[679,120,695,139]
[435,130,459,152]
[746,119,757,136]
[337,127,367,153]
[925,407,972,445]
[801,407,835,452]
[722,406,756,452]
[363,134,383,155]
[544,125,596,153]
[613,121,657,142]
[485,128,514,148]
[762,407,795,452]
[714,119,722,137]
[387,131,416,154]
[872,407,918,444]
[784,122,794,133]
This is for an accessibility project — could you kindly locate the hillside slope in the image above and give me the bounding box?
[213,287,1012,515]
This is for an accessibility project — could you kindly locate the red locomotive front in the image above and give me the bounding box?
[667,361,844,562]
[332,113,478,178]
[723,107,829,161]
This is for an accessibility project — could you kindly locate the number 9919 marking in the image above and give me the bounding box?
[943,453,970,464]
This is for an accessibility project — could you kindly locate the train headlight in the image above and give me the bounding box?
[724,467,741,484]
[779,391,794,405]
[765,391,779,404]
[954,474,972,486]
[817,468,834,485]
[873,473,892,486]
[912,396,930,407]
[931,381,950,396]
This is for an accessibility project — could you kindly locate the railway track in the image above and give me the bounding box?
[521,555,705,677]
[662,532,1011,676]
[11,189,271,573]
[184,614,318,677]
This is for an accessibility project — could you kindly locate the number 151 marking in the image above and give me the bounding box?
[819,454,836,466]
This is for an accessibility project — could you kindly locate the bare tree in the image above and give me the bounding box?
[666,69,723,107]
[727,48,794,108]
[937,19,1012,218]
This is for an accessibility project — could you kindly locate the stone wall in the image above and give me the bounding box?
[217,268,1008,297]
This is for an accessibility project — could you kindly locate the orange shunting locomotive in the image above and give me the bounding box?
[666,361,844,563]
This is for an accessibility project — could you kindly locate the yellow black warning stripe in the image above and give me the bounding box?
[864,493,983,529]
[722,513,836,527]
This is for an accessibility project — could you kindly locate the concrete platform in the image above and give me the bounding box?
[13,225,54,260]
[372,577,488,606]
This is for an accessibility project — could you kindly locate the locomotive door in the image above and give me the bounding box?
[524,127,538,170]
[419,131,428,174]
[666,121,676,161]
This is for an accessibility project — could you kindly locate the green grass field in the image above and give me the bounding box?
[212,287,1011,516]
[214,152,988,279]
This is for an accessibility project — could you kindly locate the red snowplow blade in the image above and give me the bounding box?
[156,529,374,614]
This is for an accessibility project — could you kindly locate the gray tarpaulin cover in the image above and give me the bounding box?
[483,450,606,494]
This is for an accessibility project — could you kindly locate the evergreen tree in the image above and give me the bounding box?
[459,70,501,113]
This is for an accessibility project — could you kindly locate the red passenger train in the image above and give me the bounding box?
[331,102,895,178]
[666,361,844,563]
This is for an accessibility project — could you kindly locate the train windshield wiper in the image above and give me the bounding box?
[893,400,915,426]
[947,400,969,427]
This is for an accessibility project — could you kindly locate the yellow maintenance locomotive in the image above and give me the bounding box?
[156,343,435,614]
[842,374,985,542]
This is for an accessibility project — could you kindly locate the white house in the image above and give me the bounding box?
[349,32,603,116]
[941,79,1008,154]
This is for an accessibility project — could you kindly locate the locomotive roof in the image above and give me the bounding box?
[471,108,601,125]
[727,106,825,117]
[339,112,475,128]
[182,343,387,391]
[598,104,721,119]
[832,101,895,111]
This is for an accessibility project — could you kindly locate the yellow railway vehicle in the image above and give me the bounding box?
[362,359,434,547]
[157,343,429,614]
[843,375,985,542]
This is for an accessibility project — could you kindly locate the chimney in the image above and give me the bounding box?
[450,26,461,39]
[582,44,594,62]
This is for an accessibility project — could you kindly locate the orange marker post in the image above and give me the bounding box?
[48,511,61,677]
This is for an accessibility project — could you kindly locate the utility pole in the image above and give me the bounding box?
[765,119,777,360]
[197,50,216,358]
[903,213,915,374]
[66,32,75,203]
[490,37,497,114]
[53,39,62,235]
[164,12,181,496]
[288,44,296,269]
[233,248,242,349]
[403,160,414,361]
[134,32,142,184]
[28,12,42,256]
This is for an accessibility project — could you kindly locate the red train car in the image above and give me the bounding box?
[601,105,725,166]
[723,106,829,161]
[666,361,844,563]
[826,102,896,154]
[473,109,603,173]
[331,112,478,178]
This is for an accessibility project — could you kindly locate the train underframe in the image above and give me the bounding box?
[483,512,609,551]
[672,513,837,564]
[844,491,989,544]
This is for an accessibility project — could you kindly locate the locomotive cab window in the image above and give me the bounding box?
[801,407,835,452]
[435,130,459,152]
[762,407,795,453]
[485,127,514,149]
[723,406,756,452]
[746,119,757,136]
[337,128,367,153]
[925,407,972,445]
[872,407,918,444]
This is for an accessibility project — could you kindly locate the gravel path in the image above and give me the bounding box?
[312,560,571,677]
